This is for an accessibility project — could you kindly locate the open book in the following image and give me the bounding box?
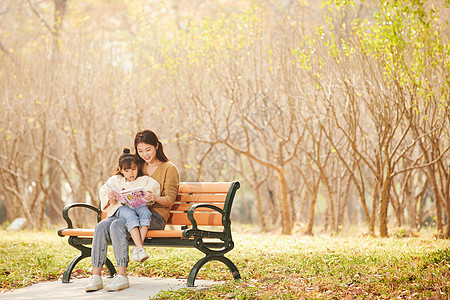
[106,182,151,209]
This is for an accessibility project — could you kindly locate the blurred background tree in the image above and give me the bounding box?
[0,0,448,237]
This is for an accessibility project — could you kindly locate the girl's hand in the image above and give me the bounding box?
[145,191,157,204]
[108,191,119,205]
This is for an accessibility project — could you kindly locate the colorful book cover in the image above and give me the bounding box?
[106,183,150,209]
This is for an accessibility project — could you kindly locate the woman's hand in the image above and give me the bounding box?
[108,191,119,205]
[145,191,158,204]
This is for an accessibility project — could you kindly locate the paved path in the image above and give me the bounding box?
[0,277,219,300]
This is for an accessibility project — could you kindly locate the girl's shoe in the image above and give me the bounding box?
[131,247,139,262]
[137,248,149,262]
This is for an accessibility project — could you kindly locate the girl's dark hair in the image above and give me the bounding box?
[113,148,142,176]
[134,130,169,164]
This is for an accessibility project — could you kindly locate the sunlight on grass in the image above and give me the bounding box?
[0,229,449,299]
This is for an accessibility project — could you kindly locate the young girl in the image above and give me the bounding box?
[98,148,160,263]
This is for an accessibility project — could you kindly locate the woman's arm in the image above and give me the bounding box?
[153,164,180,207]
[143,177,161,204]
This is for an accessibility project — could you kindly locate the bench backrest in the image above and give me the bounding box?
[101,181,238,227]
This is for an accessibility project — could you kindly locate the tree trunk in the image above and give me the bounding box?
[316,167,336,233]
[47,144,64,223]
[379,172,392,237]
[389,183,402,227]
[427,166,444,235]
[352,162,374,234]
[372,154,381,235]
[405,175,417,231]
[446,198,450,238]
[337,175,352,231]
[371,178,379,235]
[418,191,427,231]
[289,188,296,227]
[445,172,450,238]
[52,0,68,54]
[242,195,250,223]
[278,170,292,235]
[305,185,319,235]
[45,0,68,224]
[254,184,267,232]
[434,191,444,236]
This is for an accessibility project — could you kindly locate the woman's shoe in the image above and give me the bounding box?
[104,274,129,292]
[85,275,103,292]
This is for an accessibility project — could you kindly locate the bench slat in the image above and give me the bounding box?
[176,194,227,203]
[168,212,222,226]
[97,212,224,227]
[178,182,232,194]
[101,202,225,220]
[171,203,224,211]
[60,228,186,238]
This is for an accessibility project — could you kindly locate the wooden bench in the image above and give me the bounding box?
[58,181,241,287]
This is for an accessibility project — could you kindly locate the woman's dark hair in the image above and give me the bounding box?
[113,148,142,176]
[134,130,169,164]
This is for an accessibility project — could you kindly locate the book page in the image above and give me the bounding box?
[105,182,127,204]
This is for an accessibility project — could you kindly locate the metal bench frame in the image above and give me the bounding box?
[58,181,241,287]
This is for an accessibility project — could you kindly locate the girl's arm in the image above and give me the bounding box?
[99,176,120,210]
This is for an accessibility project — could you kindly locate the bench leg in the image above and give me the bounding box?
[187,255,241,287]
[62,252,89,283]
[62,255,116,283]
[63,239,117,283]
[104,258,117,278]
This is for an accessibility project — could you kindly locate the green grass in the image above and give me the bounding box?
[0,228,449,299]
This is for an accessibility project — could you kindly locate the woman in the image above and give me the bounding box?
[85,130,180,292]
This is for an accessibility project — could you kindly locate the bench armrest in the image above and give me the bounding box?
[183,203,228,240]
[58,203,101,236]
[186,203,224,228]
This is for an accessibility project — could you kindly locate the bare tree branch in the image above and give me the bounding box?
[392,145,450,177]
[27,0,54,34]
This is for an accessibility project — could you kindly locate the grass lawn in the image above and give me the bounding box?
[0,227,449,299]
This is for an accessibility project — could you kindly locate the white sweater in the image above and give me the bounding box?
[99,175,160,217]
